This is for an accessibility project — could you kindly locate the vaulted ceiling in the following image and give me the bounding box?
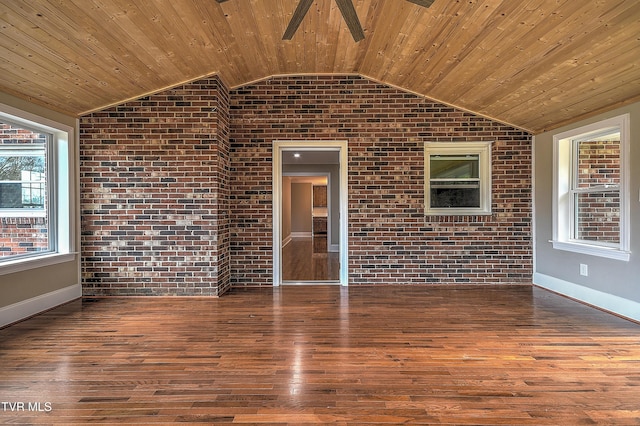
[1,0,639,134]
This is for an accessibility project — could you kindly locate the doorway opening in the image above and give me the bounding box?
[273,141,348,286]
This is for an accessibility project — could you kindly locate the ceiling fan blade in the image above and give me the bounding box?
[283,0,315,40]
[334,0,365,42]
[405,0,435,7]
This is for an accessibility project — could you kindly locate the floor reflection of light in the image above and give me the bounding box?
[340,286,350,347]
[283,287,350,400]
[289,341,304,397]
[273,288,305,398]
[48,354,71,408]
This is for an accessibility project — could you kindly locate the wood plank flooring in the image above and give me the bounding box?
[282,237,339,282]
[1,285,639,424]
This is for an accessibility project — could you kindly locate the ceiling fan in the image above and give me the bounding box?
[216,0,435,42]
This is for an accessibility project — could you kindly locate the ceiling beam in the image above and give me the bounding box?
[283,0,315,40]
[334,0,365,42]
[406,0,435,6]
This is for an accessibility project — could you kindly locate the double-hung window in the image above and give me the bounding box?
[552,114,630,261]
[424,141,492,215]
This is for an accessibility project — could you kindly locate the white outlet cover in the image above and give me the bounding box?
[580,264,589,276]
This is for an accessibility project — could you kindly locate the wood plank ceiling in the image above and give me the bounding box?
[1,0,639,133]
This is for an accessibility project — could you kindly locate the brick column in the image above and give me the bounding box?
[80,77,231,296]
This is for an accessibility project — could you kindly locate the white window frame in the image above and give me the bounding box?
[0,103,76,274]
[552,114,630,261]
[424,141,492,216]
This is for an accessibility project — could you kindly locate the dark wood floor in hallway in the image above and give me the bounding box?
[1,285,639,425]
[282,237,339,282]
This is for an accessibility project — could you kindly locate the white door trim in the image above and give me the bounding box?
[273,140,348,286]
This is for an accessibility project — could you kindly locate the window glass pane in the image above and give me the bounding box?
[0,154,45,208]
[430,181,480,208]
[576,134,620,189]
[0,121,50,258]
[430,155,479,179]
[575,191,620,244]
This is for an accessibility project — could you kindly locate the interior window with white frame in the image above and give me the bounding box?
[552,113,630,261]
[424,141,492,215]
[0,106,74,270]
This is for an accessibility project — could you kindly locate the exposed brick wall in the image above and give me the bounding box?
[0,124,49,256]
[214,81,231,295]
[79,74,533,293]
[80,77,230,296]
[230,75,533,286]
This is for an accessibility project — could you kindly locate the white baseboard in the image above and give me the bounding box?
[0,284,82,328]
[291,232,313,238]
[534,273,640,322]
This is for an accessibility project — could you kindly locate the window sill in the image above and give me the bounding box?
[0,210,46,218]
[0,252,77,276]
[551,240,630,261]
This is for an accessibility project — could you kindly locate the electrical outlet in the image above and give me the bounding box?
[580,264,589,276]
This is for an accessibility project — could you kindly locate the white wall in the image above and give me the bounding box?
[534,101,640,321]
[291,183,312,234]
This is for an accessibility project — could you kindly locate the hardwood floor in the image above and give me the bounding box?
[1,285,639,424]
[282,237,339,282]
